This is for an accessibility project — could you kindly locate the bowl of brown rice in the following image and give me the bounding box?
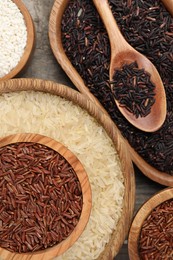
[0,78,135,260]
[0,0,34,81]
[128,187,173,260]
[0,132,92,258]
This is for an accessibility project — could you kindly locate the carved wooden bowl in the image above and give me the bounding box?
[128,187,173,259]
[0,78,135,259]
[0,0,35,81]
[48,0,173,186]
[0,132,92,259]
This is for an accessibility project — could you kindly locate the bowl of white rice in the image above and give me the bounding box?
[0,78,135,260]
[0,0,34,81]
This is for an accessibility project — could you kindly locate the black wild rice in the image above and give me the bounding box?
[61,0,173,174]
[0,142,82,253]
[110,62,156,118]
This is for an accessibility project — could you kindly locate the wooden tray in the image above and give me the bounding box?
[0,0,35,81]
[0,78,135,259]
[48,0,173,187]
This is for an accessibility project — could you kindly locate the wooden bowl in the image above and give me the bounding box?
[0,0,35,81]
[0,78,135,259]
[128,187,173,260]
[0,132,92,259]
[48,0,173,187]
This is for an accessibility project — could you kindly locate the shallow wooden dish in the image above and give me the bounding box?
[0,132,92,259]
[48,0,173,187]
[0,78,135,259]
[128,187,173,260]
[0,0,35,81]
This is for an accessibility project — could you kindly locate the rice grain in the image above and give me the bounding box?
[0,0,27,78]
[0,91,124,259]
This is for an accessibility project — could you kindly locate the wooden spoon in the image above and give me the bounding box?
[92,0,167,132]
[161,0,173,17]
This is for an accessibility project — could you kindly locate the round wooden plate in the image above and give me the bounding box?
[0,78,135,260]
[0,132,92,259]
[48,0,173,187]
[128,187,173,260]
[0,0,35,81]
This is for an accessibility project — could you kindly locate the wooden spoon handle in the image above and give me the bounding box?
[161,0,173,16]
[92,0,130,53]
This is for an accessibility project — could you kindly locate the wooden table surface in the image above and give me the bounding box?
[22,1,165,259]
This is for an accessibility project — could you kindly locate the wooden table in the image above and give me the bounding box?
[22,1,165,259]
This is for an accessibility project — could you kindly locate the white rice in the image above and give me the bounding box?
[0,0,27,78]
[0,91,124,259]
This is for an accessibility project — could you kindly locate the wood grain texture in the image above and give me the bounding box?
[128,187,173,260]
[161,0,173,16]
[48,0,173,186]
[0,78,135,260]
[0,132,92,260]
[0,0,35,81]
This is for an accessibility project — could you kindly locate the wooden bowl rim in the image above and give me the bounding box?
[0,0,35,81]
[48,0,173,187]
[128,187,173,260]
[0,78,135,260]
[0,132,92,258]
